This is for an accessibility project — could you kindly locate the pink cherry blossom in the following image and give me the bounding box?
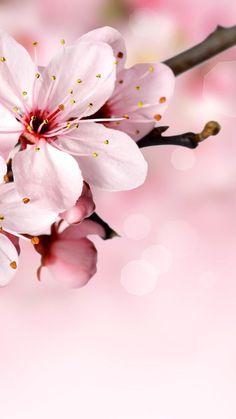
[35,219,106,288]
[60,182,95,224]
[80,26,175,141]
[0,154,58,286]
[0,30,147,212]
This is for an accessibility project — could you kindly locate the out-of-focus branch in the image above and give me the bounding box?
[164,25,236,75]
[137,121,221,149]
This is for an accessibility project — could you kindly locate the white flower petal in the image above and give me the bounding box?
[0,183,58,235]
[56,122,148,191]
[0,233,18,286]
[38,41,116,119]
[12,141,83,212]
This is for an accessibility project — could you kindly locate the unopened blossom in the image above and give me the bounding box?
[0,31,147,212]
[35,219,106,288]
[80,26,175,140]
[60,182,95,224]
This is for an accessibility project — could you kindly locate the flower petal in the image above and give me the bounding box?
[57,122,148,191]
[38,41,116,119]
[79,26,126,72]
[0,105,22,160]
[105,63,175,140]
[60,182,95,224]
[12,140,83,212]
[46,237,97,288]
[0,31,36,110]
[0,154,7,184]
[61,219,106,240]
[0,183,58,235]
[0,233,18,286]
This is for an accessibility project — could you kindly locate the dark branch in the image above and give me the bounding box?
[164,25,236,76]
[138,121,221,149]
[88,212,119,240]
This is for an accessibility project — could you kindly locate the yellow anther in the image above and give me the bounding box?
[58,104,65,111]
[69,89,73,94]
[96,73,102,78]
[89,103,93,107]
[43,119,49,124]
[10,261,17,270]
[92,152,98,158]
[75,123,79,128]
[0,215,4,220]
[31,115,37,121]
[123,114,129,119]
[76,79,82,83]
[22,197,30,204]
[113,60,119,65]
[31,236,40,245]
[35,73,40,79]
[118,80,123,84]
[159,96,166,103]
[35,147,40,151]
[32,41,38,46]
[149,66,154,72]
[70,99,76,105]
[66,122,71,128]
[60,39,65,45]
[103,139,109,144]
[154,114,162,121]
[138,101,143,108]
[12,106,19,113]
[135,86,140,90]
[117,51,124,58]
[115,121,121,125]
[135,129,140,135]
[22,91,27,96]
[27,125,33,132]
[3,174,9,183]
[51,75,57,81]
[0,57,6,62]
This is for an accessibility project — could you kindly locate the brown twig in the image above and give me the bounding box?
[164,25,236,76]
[138,122,221,149]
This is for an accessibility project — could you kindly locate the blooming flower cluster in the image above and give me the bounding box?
[0,26,174,287]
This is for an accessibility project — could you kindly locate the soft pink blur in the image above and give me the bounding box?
[0,1,236,418]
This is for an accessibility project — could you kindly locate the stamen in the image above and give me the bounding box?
[103,140,109,144]
[60,39,65,45]
[22,91,28,96]
[0,215,4,220]
[0,57,6,62]
[10,261,17,270]
[154,114,162,121]
[92,152,98,158]
[96,73,102,78]
[138,101,143,108]
[159,96,166,103]
[22,197,30,204]
[76,79,82,84]
[117,51,124,58]
[31,236,40,245]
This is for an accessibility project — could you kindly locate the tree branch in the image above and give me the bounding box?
[164,25,236,76]
[138,121,221,149]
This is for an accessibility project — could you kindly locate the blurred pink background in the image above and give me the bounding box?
[1,0,236,417]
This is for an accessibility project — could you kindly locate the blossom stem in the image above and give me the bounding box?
[164,25,236,75]
[137,121,221,149]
